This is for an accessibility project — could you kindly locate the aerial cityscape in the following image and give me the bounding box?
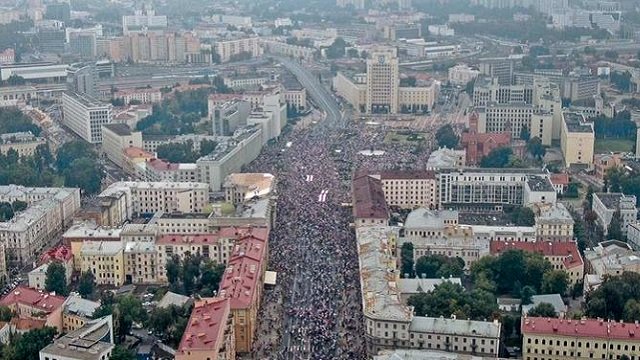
[0,0,640,359]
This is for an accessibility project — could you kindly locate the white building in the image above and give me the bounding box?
[0,132,47,157]
[0,185,81,265]
[592,193,638,237]
[39,315,114,360]
[62,92,112,143]
[122,9,168,35]
[448,64,480,86]
[101,123,143,170]
[214,37,262,63]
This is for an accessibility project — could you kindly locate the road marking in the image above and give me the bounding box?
[317,189,328,202]
[305,175,314,182]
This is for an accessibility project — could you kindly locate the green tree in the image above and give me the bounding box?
[117,295,147,340]
[480,147,513,168]
[199,139,218,156]
[3,327,57,360]
[527,137,546,160]
[109,345,136,360]
[623,299,640,322]
[156,141,200,163]
[408,282,498,320]
[400,242,415,278]
[55,140,94,171]
[63,158,103,194]
[198,260,225,296]
[326,37,347,59]
[521,286,536,305]
[502,314,516,338]
[0,202,14,221]
[520,125,530,140]
[347,48,359,58]
[435,124,459,149]
[166,255,182,290]
[0,305,13,321]
[11,200,27,212]
[78,271,95,299]
[607,210,624,240]
[585,272,640,320]
[541,270,569,295]
[45,261,68,296]
[526,302,557,317]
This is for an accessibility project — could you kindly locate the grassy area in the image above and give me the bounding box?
[384,130,427,144]
[594,139,634,153]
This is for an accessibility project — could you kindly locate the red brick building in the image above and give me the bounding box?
[461,112,512,165]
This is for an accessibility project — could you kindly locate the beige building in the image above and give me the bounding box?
[366,47,399,114]
[448,64,480,86]
[61,296,100,332]
[176,297,235,360]
[534,203,574,242]
[80,241,125,286]
[333,72,367,112]
[135,158,199,183]
[374,171,438,209]
[124,241,157,284]
[560,112,594,167]
[63,223,123,270]
[401,208,488,269]
[522,317,640,360]
[261,39,315,61]
[101,123,143,170]
[0,132,46,157]
[357,226,501,357]
[114,88,162,104]
[214,37,262,63]
[223,173,275,205]
[98,181,210,222]
[0,185,81,265]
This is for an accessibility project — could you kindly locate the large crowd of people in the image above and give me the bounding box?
[245,112,433,359]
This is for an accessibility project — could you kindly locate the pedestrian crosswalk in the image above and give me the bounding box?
[317,189,328,202]
[305,175,314,182]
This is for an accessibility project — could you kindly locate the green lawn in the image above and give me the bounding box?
[594,139,634,153]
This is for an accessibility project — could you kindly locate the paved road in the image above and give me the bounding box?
[277,57,346,128]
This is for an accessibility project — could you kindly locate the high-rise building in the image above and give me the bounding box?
[62,92,112,143]
[366,47,399,114]
[122,6,167,35]
[479,57,515,85]
[67,63,97,98]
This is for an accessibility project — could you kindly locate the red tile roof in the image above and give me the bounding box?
[40,245,73,263]
[10,317,46,331]
[123,146,155,159]
[352,175,389,220]
[490,241,583,269]
[549,173,570,186]
[0,286,65,313]
[146,158,180,171]
[157,227,269,246]
[218,234,267,309]
[523,317,640,340]
[177,297,230,353]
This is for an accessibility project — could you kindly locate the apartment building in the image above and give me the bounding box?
[214,37,262,63]
[151,212,213,234]
[218,231,268,353]
[584,240,640,292]
[62,92,112,143]
[211,100,251,136]
[98,181,209,222]
[490,241,584,285]
[156,233,235,282]
[114,88,162,104]
[80,241,125,286]
[28,245,73,290]
[0,286,65,332]
[101,123,143,170]
[223,173,275,205]
[120,223,158,243]
[592,193,637,237]
[261,40,316,61]
[357,226,501,357]
[196,126,263,191]
[124,241,157,284]
[61,295,100,332]
[176,297,235,360]
[560,112,594,167]
[535,203,574,242]
[0,185,81,265]
[40,315,114,360]
[122,8,167,35]
[333,72,367,113]
[522,317,640,360]
[63,223,123,270]
[475,103,553,146]
[478,58,514,85]
[401,208,488,269]
[136,158,199,182]
[448,64,480,86]
[373,171,438,209]
[0,132,46,157]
